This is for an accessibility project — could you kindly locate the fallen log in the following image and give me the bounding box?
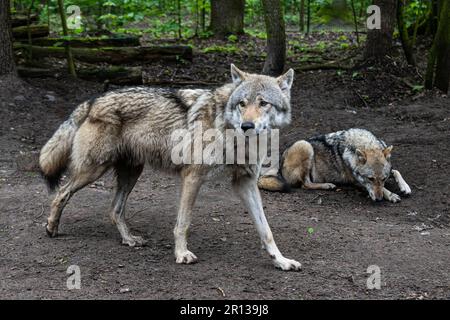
[11,13,38,27]
[29,36,141,48]
[17,66,143,85]
[13,24,49,39]
[77,66,142,85]
[15,44,193,63]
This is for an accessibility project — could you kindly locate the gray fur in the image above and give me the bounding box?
[39,65,302,271]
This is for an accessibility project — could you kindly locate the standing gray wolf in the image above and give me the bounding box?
[39,64,301,271]
[258,128,411,202]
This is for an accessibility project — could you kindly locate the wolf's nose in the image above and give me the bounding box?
[241,122,255,132]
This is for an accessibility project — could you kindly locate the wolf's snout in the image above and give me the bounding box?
[241,122,255,132]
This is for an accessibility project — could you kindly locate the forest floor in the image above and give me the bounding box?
[0,32,449,299]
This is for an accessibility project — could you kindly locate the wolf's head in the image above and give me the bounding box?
[352,146,393,201]
[225,64,294,134]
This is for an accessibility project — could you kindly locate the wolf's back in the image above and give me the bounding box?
[39,101,92,190]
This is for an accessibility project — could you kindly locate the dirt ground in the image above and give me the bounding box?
[1,36,450,299]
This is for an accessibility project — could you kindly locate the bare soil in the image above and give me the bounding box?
[1,34,449,299]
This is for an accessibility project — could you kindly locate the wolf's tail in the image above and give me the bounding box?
[257,174,291,193]
[39,101,91,191]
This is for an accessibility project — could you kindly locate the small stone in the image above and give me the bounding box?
[119,287,130,293]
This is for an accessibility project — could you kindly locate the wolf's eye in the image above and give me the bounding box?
[260,101,269,107]
[238,101,246,108]
[368,177,375,182]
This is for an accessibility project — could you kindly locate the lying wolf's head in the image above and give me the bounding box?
[225,64,294,134]
[353,146,393,201]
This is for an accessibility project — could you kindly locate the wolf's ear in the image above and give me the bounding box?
[383,145,393,159]
[356,149,366,164]
[230,64,247,84]
[277,68,295,93]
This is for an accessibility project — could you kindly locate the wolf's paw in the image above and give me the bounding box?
[45,223,58,238]
[388,193,401,203]
[122,235,147,247]
[273,257,302,271]
[175,250,198,264]
[400,183,412,195]
[324,183,336,190]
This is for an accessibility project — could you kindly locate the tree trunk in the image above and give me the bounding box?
[261,0,286,76]
[397,0,416,66]
[364,0,397,60]
[28,36,141,48]
[0,0,16,75]
[426,0,450,93]
[350,0,360,44]
[299,0,305,32]
[57,0,76,77]
[200,0,206,32]
[11,13,38,27]
[15,44,193,64]
[210,0,245,36]
[306,0,311,34]
[12,24,49,39]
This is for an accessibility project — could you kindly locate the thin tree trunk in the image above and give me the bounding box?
[433,0,450,93]
[306,0,311,34]
[26,0,36,60]
[0,0,17,75]
[261,0,286,76]
[47,0,50,28]
[350,0,360,44]
[56,0,76,77]
[299,0,305,32]
[194,0,199,36]
[177,0,182,39]
[397,0,416,66]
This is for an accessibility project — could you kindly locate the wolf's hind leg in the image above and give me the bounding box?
[233,176,301,271]
[383,187,401,203]
[46,164,109,237]
[110,162,144,247]
[174,168,204,264]
[392,169,411,195]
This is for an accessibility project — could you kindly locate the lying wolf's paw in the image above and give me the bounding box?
[324,183,336,190]
[175,250,198,264]
[122,235,147,247]
[273,257,302,271]
[400,183,412,195]
[388,193,401,203]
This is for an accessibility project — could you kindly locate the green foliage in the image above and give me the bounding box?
[14,0,429,40]
[227,34,238,43]
[202,45,239,54]
[403,0,430,28]
[245,29,267,40]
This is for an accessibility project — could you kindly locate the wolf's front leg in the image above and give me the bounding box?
[392,169,411,195]
[233,176,301,271]
[383,187,401,203]
[174,169,204,264]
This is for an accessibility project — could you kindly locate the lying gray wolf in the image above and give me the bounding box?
[39,64,301,271]
[258,128,411,202]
